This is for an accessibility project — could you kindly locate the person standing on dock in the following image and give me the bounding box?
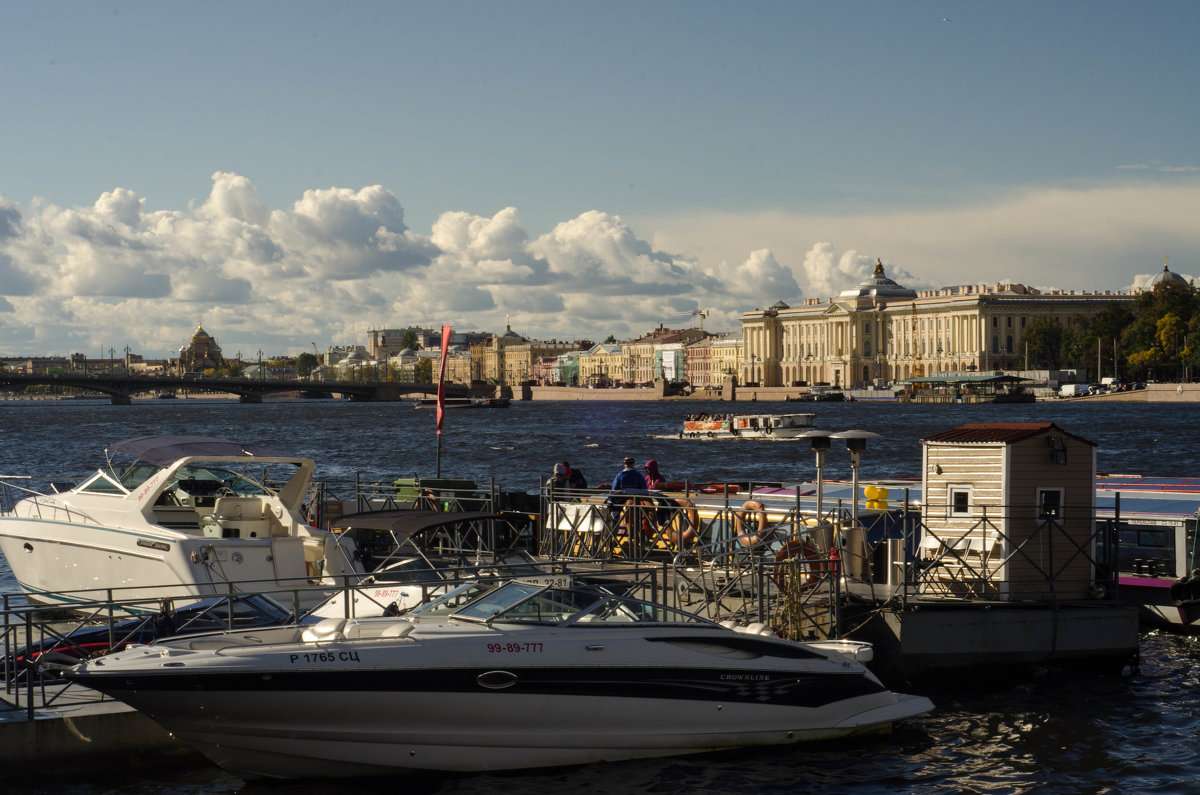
[643,459,665,490]
[612,457,647,491]
[563,461,588,490]
[545,463,569,496]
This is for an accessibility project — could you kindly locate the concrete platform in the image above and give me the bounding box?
[0,686,198,778]
[845,597,1142,684]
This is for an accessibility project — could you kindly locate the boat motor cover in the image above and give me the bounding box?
[109,435,291,467]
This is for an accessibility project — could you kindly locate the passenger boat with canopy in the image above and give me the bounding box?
[681,412,816,439]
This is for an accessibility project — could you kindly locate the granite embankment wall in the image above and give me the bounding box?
[1057,383,1200,403]
[525,383,1200,403]
[527,384,825,402]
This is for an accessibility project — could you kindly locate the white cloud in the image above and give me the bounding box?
[4,175,1200,357]
[1117,164,1200,173]
[637,180,1200,296]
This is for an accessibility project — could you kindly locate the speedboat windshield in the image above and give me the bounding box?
[413,580,718,627]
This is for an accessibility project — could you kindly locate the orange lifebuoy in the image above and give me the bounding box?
[734,500,768,547]
[669,498,700,547]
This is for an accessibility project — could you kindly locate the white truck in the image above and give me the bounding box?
[1059,383,1089,398]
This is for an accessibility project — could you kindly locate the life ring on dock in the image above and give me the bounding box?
[765,425,773,435]
[772,537,826,589]
[707,431,714,438]
[669,498,700,547]
[735,500,769,547]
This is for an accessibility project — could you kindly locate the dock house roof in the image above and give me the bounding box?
[921,422,1096,446]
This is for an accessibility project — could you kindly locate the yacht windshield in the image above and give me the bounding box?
[411,581,719,627]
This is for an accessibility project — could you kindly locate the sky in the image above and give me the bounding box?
[3,0,1200,358]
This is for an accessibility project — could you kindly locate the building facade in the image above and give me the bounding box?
[740,260,1140,389]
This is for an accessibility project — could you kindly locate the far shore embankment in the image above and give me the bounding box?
[526,383,1200,403]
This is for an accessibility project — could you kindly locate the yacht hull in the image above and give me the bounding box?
[72,621,932,778]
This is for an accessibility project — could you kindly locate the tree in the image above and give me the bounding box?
[416,358,433,382]
[1019,317,1064,368]
[400,330,420,350]
[296,352,318,378]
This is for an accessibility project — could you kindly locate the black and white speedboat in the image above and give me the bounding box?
[69,579,933,779]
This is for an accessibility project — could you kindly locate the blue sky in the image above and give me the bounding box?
[3,1,1199,357]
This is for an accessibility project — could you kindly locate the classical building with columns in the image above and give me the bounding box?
[740,260,1140,389]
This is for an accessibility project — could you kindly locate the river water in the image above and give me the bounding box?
[4,397,1200,794]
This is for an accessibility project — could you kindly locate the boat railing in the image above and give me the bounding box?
[894,503,1117,605]
[0,564,673,719]
[539,490,845,638]
[0,477,100,524]
[311,476,517,531]
[0,588,309,719]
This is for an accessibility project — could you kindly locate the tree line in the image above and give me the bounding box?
[1022,281,1200,381]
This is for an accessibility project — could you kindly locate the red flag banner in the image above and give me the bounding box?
[436,324,452,434]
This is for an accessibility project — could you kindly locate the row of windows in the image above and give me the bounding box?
[947,486,1064,518]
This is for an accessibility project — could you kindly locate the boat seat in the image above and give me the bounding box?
[301,617,349,643]
[212,497,271,538]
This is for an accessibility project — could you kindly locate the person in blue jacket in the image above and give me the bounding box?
[608,456,649,528]
[611,457,647,491]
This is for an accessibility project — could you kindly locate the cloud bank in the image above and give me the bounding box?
[2,173,1199,357]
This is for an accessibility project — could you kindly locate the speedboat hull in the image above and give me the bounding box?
[71,614,932,778]
[126,687,928,778]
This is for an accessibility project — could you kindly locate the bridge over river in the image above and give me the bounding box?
[0,373,472,404]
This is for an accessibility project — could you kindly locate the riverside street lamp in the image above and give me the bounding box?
[830,430,882,580]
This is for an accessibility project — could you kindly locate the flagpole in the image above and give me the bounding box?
[436,325,452,477]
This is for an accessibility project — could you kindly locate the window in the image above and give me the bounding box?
[1037,488,1063,519]
[992,317,999,328]
[1007,316,1012,328]
[1006,335,1013,353]
[949,486,972,516]
[992,335,1000,354]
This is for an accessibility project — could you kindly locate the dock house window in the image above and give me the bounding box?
[1037,488,1063,520]
[949,486,972,517]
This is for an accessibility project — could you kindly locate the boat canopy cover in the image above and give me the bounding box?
[331,510,508,538]
[109,435,291,467]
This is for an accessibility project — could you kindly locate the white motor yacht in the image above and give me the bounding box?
[0,435,363,611]
[69,579,934,779]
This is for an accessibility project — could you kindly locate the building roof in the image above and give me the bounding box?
[1147,260,1190,289]
[901,373,1027,385]
[922,421,1096,446]
[838,259,918,301]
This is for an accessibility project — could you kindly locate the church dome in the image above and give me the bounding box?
[1147,260,1189,289]
[839,259,917,300]
[190,323,214,342]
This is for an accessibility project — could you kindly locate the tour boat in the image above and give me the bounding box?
[0,435,363,611]
[69,578,933,779]
[412,397,510,409]
[681,412,816,439]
